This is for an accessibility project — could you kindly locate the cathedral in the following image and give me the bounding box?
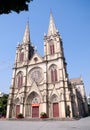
[6,13,88,119]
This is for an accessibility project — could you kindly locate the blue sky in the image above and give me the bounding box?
[0,0,90,96]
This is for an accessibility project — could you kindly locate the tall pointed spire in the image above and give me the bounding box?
[22,22,30,44]
[48,12,58,36]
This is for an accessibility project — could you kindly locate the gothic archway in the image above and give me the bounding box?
[25,92,40,118]
[14,98,20,117]
[48,64,58,83]
[15,71,23,89]
[50,94,59,117]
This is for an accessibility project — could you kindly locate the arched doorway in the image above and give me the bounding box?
[26,92,40,118]
[32,96,40,118]
[15,98,20,117]
[51,94,59,117]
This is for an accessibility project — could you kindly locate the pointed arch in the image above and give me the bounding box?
[19,51,24,62]
[50,44,55,54]
[49,39,55,55]
[14,98,20,105]
[26,91,40,104]
[50,94,59,117]
[16,71,23,89]
[13,98,21,117]
[50,94,58,103]
[25,91,40,118]
[49,64,58,82]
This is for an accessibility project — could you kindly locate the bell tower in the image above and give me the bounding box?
[44,13,64,61]
[44,13,73,118]
[14,22,34,67]
[6,22,34,118]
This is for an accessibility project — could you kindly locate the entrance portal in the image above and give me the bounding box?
[27,91,40,118]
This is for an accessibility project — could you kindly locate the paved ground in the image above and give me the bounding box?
[0,116,90,130]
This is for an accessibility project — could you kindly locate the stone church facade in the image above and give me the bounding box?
[6,13,88,119]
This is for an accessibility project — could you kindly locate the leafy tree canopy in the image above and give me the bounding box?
[0,0,33,14]
[0,94,8,116]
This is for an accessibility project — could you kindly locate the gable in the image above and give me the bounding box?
[29,52,43,65]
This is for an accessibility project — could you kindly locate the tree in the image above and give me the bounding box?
[0,94,8,117]
[0,0,33,15]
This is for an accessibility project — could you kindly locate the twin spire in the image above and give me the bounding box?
[22,21,30,44]
[48,13,58,36]
[22,13,58,44]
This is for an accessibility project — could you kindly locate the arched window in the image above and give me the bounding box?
[17,72,23,89]
[50,44,54,54]
[50,65,57,82]
[19,52,24,62]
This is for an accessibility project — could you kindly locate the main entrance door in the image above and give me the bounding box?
[53,103,59,117]
[32,106,39,118]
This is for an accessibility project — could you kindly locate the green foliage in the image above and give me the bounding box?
[0,94,8,117]
[17,113,24,118]
[0,0,33,14]
[40,112,47,118]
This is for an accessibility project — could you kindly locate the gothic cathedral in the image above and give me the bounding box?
[7,13,88,119]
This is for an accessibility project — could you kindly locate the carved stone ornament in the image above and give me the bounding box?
[29,68,43,83]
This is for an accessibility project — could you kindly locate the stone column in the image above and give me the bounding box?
[60,101,66,118]
[6,105,10,118]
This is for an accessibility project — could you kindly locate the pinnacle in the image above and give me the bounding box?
[48,13,58,36]
[22,22,30,44]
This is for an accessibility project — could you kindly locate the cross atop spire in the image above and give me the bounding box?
[48,12,58,36]
[22,21,30,44]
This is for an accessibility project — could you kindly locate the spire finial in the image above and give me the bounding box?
[48,12,57,36]
[22,21,30,44]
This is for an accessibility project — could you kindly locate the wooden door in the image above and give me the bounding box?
[16,105,20,116]
[53,103,59,117]
[32,106,39,118]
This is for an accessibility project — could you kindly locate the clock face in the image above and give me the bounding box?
[30,68,43,83]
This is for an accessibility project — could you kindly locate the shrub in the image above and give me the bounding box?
[17,113,24,118]
[40,112,47,118]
